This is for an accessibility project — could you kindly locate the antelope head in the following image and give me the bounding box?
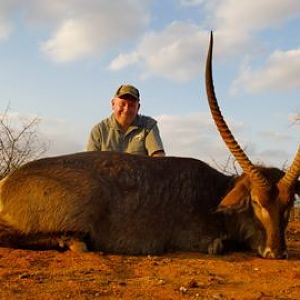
[205,31,300,259]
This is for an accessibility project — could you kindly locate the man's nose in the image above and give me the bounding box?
[122,104,129,111]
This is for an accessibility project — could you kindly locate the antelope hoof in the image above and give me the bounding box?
[58,238,88,253]
[208,238,224,255]
[69,240,88,253]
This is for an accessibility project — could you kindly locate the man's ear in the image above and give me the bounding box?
[111,99,116,109]
[217,181,250,214]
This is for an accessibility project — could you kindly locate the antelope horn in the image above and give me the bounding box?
[205,31,269,188]
[279,145,300,189]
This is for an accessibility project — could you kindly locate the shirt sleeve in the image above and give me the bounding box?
[145,123,165,156]
[86,125,102,151]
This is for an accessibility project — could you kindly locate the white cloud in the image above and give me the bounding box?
[179,0,204,6]
[0,1,151,62]
[110,22,208,81]
[109,0,300,81]
[0,0,300,93]
[41,18,100,62]
[190,0,300,61]
[35,0,151,62]
[0,21,12,40]
[255,149,290,168]
[38,116,87,156]
[109,51,140,71]
[258,130,291,142]
[0,0,18,40]
[0,110,83,157]
[289,113,300,123]
[231,48,300,93]
[156,111,296,171]
[1,0,299,74]
[30,0,300,63]
[157,112,245,166]
[213,0,300,32]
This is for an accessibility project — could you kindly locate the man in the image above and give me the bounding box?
[86,84,165,157]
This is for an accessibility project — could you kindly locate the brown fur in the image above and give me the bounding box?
[0,151,298,258]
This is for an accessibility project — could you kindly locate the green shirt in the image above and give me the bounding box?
[86,114,164,156]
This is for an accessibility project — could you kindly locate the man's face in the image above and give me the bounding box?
[112,95,140,129]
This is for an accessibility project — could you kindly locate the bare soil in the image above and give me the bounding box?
[1,221,300,300]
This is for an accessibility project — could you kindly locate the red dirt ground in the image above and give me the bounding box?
[1,221,300,300]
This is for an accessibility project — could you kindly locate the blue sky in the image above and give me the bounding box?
[0,0,299,172]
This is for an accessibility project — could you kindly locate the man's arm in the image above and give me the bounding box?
[86,125,101,151]
[145,123,165,157]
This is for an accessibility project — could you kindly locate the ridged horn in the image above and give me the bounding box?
[279,145,300,188]
[205,31,269,188]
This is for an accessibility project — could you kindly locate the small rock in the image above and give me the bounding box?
[179,286,188,293]
[188,278,199,288]
[19,273,30,279]
[158,279,165,285]
[212,293,224,299]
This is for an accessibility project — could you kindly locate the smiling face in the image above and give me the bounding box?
[112,94,140,131]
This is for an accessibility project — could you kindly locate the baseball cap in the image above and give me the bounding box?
[113,84,140,101]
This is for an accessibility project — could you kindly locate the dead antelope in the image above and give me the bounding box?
[0,32,299,258]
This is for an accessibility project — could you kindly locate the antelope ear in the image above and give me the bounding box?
[217,182,250,214]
